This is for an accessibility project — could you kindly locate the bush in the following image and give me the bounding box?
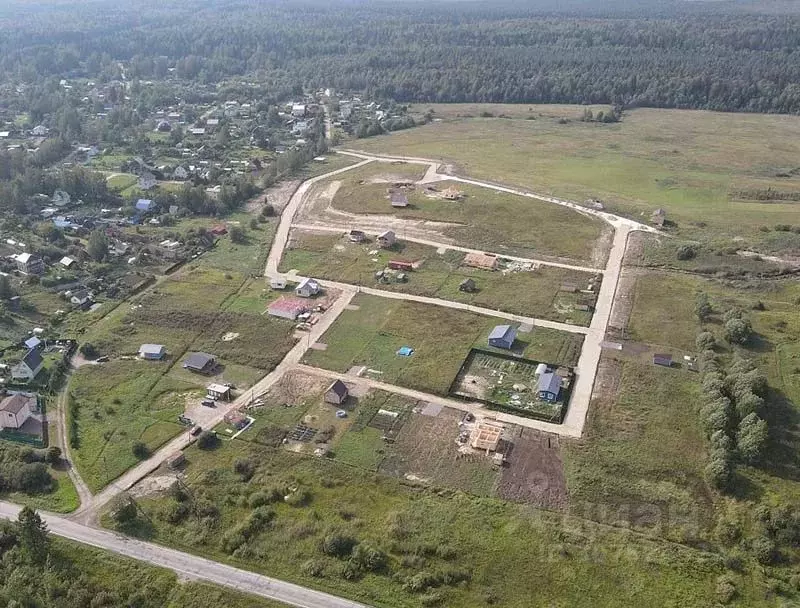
[131,442,149,460]
[229,226,247,244]
[321,533,357,558]
[45,446,61,465]
[196,431,218,450]
[677,244,698,260]
[249,487,283,507]
[285,488,312,507]
[249,218,259,230]
[166,501,191,524]
[724,318,752,345]
[706,453,733,491]
[110,495,137,524]
[350,543,387,572]
[233,458,255,481]
[260,204,275,217]
[715,576,737,604]
[751,535,777,565]
[301,559,325,578]
[696,331,716,351]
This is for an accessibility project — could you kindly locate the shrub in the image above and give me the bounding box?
[724,318,752,345]
[229,226,247,244]
[285,488,312,507]
[751,535,777,565]
[196,431,219,450]
[166,501,191,524]
[131,442,149,460]
[110,495,137,524]
[79,343,98,359]
[706,453,733,491]
[715,576,737,604]
[301,559,325,578]
[45,447,61,465]
[677,244,697,260]
[350,543,387,572]
[696,331,716,351]
[233,458,255,481]
[321,533,358,558]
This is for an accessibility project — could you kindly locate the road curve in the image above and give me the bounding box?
[0,501,371,608]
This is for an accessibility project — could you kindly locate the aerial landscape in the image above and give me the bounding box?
[0,0,799,606]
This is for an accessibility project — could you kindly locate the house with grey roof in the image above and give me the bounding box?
[295,277,320,298]
[182,352,216,374]
[488,325,517,350]
[12,349,44,381]
[324,380,349,405]
[0,393,36,429]
[139,344,166,360]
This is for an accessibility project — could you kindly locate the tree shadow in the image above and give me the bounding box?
[757,387,800,482]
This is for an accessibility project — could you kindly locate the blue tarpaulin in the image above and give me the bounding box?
[396,346,414,357]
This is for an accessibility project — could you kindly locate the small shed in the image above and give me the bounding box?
[139,344,166,360]
[390,191,409,208]
[135,199,154,213]
[459,278,477,293]
[535,363,548,376]
[653,353,673,368]
[651,208,666,228]
[270,277,288,290]
[324,379,349,405]
[377,230,396,249]
[348,230,366,243]
[388,260,413,272]
[464,252,499,271]
[206,383,232,401]
[295,277,321,298]
[182,352,216,374]
[488,325,517,350]
[167,452,186,469]
[24,336,42,350]
[538,372,562,402]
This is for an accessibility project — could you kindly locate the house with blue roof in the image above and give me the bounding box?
[488,324,517,350]
[135,199,154,213]
[538,372,562,402]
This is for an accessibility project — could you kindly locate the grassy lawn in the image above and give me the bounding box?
[106,173,138,191]
[70,267,296,491]
[107,436,768,608]
[354,106,800,247]
[304,294,499,395]
[563,357,711,543]
[281,230,597,324]
[328,173,606,262]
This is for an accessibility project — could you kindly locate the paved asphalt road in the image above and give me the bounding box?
[0,501,371,608]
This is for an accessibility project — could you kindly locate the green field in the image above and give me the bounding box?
[70,267,297,491]
[354,106,800,248]
[106,173,138,191]
[328,171,606,262]
[599,270,800,531]
[108,435,767,608]
[306,294,584,395]
[281,230,596,325]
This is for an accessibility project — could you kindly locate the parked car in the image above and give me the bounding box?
[190,425,202,436]
[201,399,216,408]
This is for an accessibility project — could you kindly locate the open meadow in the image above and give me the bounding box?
[111,433,767,608]
[281,230,597,325]
[355,106,800,249]
[328,169,607,263]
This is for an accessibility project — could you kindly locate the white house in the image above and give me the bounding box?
[291,104,306,118]
[59,256,75,268]
[11,349,44,381]
[295,278,320,298]
[0,393,35,429]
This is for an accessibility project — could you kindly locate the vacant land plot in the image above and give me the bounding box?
[71,268,296,490]
[380,406,499,496]
[281,230,596,324]
[496,428,567,511]
[563,356,711,542]
[304,294,501,395]
[356,106,800,246]
[329,176,606,262]
[120,430,767,607]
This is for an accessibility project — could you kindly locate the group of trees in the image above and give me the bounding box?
[696,333,769,491]
[0,444,60,496]
[2,1,800,113]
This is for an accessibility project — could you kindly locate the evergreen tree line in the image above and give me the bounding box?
[1,1,800,113]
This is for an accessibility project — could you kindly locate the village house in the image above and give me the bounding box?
[136,199,154,213]
[206,383,232,401]
[324,379,349,405]
[11,349,44,381]
[14,253,44,275]
[538,372,562,402]
[69,289,92,308]
[295,277,321,298]
[138,172,157,190]
[139,344,166,360]
[32,125,49,137]
[270,277,288,290]
[24,337,42,351]
[182,352,216,374]
[0,393,36,429]
[291,103,306,118]
[59,256,75,269]
[267,297,308,320]
[377,230,396,248]
[464,252,499,271]
[488,324,517,350]
[172,166,189,180]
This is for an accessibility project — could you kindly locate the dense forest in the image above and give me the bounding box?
[1,0,800,113]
